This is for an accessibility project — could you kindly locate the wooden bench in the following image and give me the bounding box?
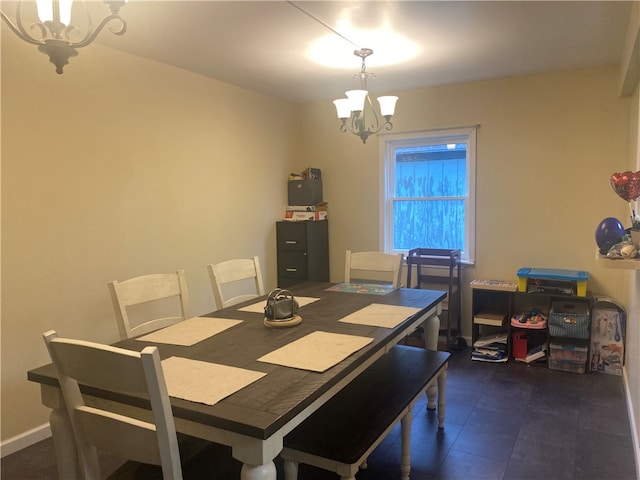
[280,345,449,480]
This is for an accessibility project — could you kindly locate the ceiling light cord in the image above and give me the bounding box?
[287,1,359,49]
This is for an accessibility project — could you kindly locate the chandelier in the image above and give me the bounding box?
[1,0,128,74]
[333,48,398,144]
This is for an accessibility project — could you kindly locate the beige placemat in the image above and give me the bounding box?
[161,357,266,406]
[136,317,242,346]
[257,331,373,372]
[238,296,321,313]
[338,304,421,328]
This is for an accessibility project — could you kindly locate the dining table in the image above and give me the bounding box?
[28,281,446,480]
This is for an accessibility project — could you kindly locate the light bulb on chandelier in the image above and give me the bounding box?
[333,48,398,144]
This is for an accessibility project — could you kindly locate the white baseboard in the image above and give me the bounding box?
[0,423,51,458]
[623,367,640,480]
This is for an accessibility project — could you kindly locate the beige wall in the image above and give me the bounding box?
[1,28,297,439]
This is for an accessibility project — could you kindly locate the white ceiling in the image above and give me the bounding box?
[90,1,633,102]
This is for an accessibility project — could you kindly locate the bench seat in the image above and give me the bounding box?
[281,345,449,480]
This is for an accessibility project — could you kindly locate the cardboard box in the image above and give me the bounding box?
[284,211,328,221]
[473,311,507,327]
[286,202,327,213]
[590,308,624,375]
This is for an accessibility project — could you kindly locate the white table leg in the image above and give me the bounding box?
[50,407,79,480]
[240,461,277,480]
[422,311,440,409]
[400,410,412,480]
[437,365,447,429]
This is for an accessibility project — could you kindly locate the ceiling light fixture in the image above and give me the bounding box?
[1,0,128,74]
[333,48,398,144]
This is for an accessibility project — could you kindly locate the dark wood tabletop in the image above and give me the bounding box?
[28,282,445,441]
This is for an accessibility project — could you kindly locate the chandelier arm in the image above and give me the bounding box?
[71,14,126,48]
[0,9,46,45]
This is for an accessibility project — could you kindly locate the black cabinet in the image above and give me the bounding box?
[276,220,329,288]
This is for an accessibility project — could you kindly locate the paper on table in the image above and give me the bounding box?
[136,317,242,346]
[257,331,373,372]
[161,357,266,406]
[238,296,321,313]
[338,304,421,329]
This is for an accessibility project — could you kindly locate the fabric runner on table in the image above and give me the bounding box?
[161,357,266,406]
[237,296,321,313]
[257,331,373,373]
[136,317,242,346]
[338,303,421,329]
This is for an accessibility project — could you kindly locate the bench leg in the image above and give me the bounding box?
[400,410,412,480]
[283,459,298,480]
[437,365,447,429]
[423,312,440,410]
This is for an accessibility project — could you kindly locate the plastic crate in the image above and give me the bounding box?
[548,343,587,374]
[549,343,588,362]
[548,358,586,374]
[548,301,590,339]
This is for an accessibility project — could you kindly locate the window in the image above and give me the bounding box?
[380,126,476,263]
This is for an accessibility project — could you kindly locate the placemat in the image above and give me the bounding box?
[136,317,242,346]
[257,331,373,372]
[162,356,266,406]
[338,303,421,328]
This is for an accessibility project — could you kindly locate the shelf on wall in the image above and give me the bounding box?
[594,248,640,270]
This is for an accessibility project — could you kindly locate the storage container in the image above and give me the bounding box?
[288,179,323,206]
[548,301,590,339]
[548,358,586,374]
[516,268,588,296]
[549,343,588,362]
[548,343,588,374]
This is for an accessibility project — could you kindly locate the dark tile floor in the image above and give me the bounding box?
[2,347,637,479]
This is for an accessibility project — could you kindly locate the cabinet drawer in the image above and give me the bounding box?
[277,251,308,279]
[277,223,308,251]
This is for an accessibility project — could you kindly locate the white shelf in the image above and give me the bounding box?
[594,248,640,269]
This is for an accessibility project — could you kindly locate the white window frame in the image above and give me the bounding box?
[379,126,477,264]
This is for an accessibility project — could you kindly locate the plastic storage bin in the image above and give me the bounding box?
[516,268,588,296]
[548,343,588,374]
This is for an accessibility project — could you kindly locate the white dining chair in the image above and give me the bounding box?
[108,270,191,340]
[42,330,183,480]
[344,250,404,288]
[206,256,265,309]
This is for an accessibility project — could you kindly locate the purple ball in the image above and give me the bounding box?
[595,217,625,252]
